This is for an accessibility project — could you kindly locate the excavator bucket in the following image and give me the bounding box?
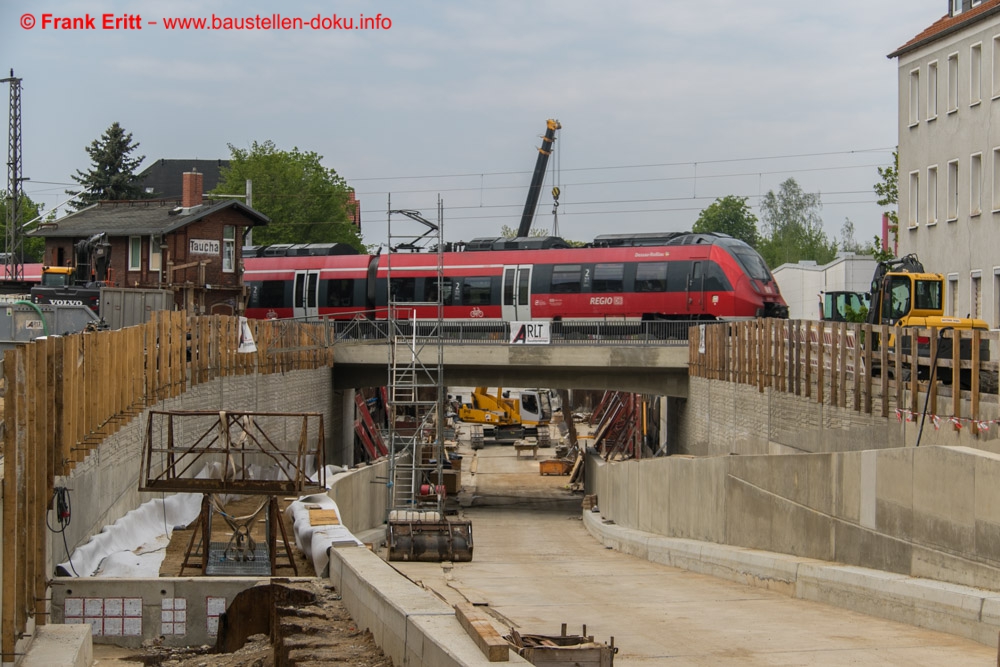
[386,511,473,562]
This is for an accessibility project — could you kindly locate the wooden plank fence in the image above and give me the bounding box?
[690,320,1000,430]
[0,313,334,660]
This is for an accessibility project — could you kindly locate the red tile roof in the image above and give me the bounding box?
[889,0,1000,58]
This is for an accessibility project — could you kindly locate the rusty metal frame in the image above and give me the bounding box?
[139,410,326,494]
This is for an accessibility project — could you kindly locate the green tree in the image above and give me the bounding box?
[693,195,759,247]
[213,140,363,251]
[839,218,864,254]
[67,122,147,209]
[757,178,837,268]
[501,224,549,238]
[0,191,45,261]
[874,149,898,248]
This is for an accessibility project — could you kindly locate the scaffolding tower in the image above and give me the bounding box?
[383,197,472,562]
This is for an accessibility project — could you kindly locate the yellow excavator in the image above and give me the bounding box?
[865,254,990,384]
[455,387,552,443]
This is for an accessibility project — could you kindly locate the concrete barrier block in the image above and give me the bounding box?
[408,614,531,666]
[21,624,92,667]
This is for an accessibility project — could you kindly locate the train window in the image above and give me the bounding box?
[551,265,582,293]
[593,263,624,292]
[390,277,417,302]
[503,268,515,306]
[635,263,667,292]
[462,277,492,305]
[325,279,354,307]
[259,281,286,308]
[424,278,455,306]
[703,262,732,291]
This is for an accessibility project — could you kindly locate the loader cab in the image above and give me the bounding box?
[821,291,868,322]
[876,274,942,325]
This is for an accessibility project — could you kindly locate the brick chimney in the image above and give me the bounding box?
[181,170,204,209]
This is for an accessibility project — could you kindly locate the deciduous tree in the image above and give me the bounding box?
[213,141,363,251]
[757,178,837,268]
[693,195,759,247]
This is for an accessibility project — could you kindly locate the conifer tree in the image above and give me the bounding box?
[67,122,147,209]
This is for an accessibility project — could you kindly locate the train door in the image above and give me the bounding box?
[687,261,706,315]
[293,270,320,319]
[502,264,533,320]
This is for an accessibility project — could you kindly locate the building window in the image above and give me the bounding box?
[948,52,959,113]
[971,153,983,216]
[222,225,235,273]
[971,271,982,319]
[148,235,161,272]
[948,159,959,221]
[909,171,920,227]
[994,148,1000,212]
[952,0,962,16]
[129,236,141,271]
[993,268,1000,327]
[971,43,983,105]
[993,36,1000,98]
[909,68,920,126]
[927,60,939,119]
[948,274,959,317]
[928,166,938,224]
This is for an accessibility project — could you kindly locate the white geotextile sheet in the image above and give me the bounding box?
[284,493,363,577]
[56,492,202,577]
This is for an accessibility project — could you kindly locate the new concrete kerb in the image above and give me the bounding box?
[583,509,1000,647]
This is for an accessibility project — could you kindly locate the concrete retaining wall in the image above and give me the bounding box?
[53,368,335,575]
[328,545,528,666]
[587,443,1000,596]
[583,511,1000,646]
[676,376,1000,456]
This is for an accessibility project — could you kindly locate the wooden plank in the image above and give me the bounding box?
[817,323,825,405]
[145,317,156,405]
[893,329,903,412]
[838,322,848,409]
[929,329,938,419]
[910,329,919,416]
[804,321,812,399]
[953,329,962,422]
[880,326,889,419]
[852,323,861,413]
[972,329,981,433]
[2,349,18,660]
[863,325,873,415]
[830,323,838,407]
[454,603,510,662]
[14,351,28,640]
[32,342,46,621]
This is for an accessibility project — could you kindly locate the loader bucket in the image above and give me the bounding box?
[387,511,473,562]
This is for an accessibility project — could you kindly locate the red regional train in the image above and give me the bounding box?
[242,232,788,322]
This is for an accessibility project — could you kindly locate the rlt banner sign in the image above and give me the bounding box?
[510,321,551,345]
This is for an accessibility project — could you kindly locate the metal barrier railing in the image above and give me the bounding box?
[325,318,698,346]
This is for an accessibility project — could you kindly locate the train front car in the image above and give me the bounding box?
[709,236,788,319]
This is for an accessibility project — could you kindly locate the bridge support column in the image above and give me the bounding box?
[330,389,357,467]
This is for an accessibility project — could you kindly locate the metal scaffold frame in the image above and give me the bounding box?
[383,196,472,562]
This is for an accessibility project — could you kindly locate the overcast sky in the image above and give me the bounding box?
[4,0,947,251]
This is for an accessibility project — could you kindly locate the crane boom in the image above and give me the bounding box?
[516,119,561,238]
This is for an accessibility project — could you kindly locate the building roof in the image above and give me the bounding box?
[889,0,1000,58]
[28,199,269,238]
[138,159,229,198]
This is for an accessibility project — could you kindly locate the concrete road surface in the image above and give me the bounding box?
[391,441,995,665]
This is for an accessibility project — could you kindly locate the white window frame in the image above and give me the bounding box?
[909,170,920,227]
[994,148,1000,212]
[971,270,983,319]
[927,165,938,225]
[128,236,141,272]
[928,60,939,120]
[148,235,162,272]
[222,225,236,273]
[948,159,960,221]
[971,152,983,216]
[948,274,960,317]
[971,42,983,106]
[909,68,921,126]
[993,267,1000,328]
[953,0,963,16]
[993,36,1000,99]
[948,52,959,113]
